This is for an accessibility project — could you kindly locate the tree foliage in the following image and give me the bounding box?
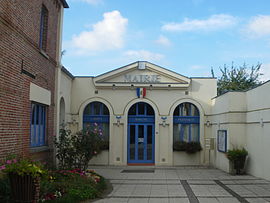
[212,63,263,95]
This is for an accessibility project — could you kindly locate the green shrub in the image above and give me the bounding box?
[173,141,202,153]
[173,141,187,151]
[185,142,202,154]
[227,148,248,161]
[100,140,109,150]
[0,174,10,203]
[40,169,106,202]
[55,126,105,170]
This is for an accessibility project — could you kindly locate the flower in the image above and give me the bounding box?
[6,160,12,164]
[0,165,6,170]
[0,157,45,177]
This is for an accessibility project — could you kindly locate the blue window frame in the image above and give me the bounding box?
[39,5,48,51]
[83,102,109,141]
[173,103,200,142]
[31,103,47,147]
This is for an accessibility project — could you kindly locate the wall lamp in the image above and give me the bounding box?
[260,118,264,127]
[116,115,121,127]
[112,84,116,90]
[206,120,211,127]
[161,116,167,127]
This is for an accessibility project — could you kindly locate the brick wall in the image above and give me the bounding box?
[0,0,62,161]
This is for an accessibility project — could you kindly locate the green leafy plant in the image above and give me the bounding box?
[100,140,109,150]
[173,141,187,151]
[40,169,106,202]
[227,148,248,175]
[0,157,45,178]
[227,148,248,161]
[173,141,202,154]
[185,142,203,154]
[0,174,10,203]
[55,125,105,170]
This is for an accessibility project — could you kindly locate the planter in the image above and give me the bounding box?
[233,155,247,175]
[9,173,40,203]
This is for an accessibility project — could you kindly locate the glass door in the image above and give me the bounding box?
[128,124,154,163]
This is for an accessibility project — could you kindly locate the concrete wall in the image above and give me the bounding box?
[212,81,270,180]
[211,92,247,172]
[245,82,270,180]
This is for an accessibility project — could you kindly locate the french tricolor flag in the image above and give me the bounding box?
[136,88,146,98]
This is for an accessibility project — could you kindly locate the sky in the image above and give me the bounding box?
[62,0,270,81]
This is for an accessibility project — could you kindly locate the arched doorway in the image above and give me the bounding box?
[59,97,65,128]
[173,102,200,143]
[83,102,110,144]
[127,102,155,164]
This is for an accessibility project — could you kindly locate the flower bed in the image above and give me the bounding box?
[40,169,106,202]
[0,167,106,202]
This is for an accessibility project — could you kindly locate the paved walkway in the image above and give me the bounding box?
[92,166,270,203]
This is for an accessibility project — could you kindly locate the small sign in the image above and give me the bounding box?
[217,130,227,153]
[205,138,215,150]
[138,138,144,143]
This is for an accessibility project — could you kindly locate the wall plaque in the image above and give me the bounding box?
[217,130,227,153]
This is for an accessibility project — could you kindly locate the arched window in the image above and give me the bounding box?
[173,102,200,142]
[59,97,65,127]
[83,102,109,142]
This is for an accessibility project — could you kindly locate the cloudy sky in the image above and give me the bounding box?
[62,0,270,81]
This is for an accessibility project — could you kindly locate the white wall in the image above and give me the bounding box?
[245,82,270,180]
[211,92,247,173]
[212,82,270,180]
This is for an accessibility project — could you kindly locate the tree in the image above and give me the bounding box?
[212,62,263,95]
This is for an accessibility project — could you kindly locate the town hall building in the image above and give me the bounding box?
[59,61,270,181]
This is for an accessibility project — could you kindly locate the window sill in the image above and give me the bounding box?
[30,146,50,153]
[39,49,49,59]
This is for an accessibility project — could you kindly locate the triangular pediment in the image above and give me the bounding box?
[93,61,190,89]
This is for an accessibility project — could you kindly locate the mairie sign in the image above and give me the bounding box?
[124,74,161,83]
[173,116,199,124]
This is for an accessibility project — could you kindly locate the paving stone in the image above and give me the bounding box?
[149,198,169,203]
[89,166,270,203]
[168,198,189,203]
[198,197,219,203]
[245,198,270,203]
[95,197,129,202]
[128,198,149,203]
[217,197,240,203]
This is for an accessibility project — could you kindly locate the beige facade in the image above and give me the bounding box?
[57,61,270,181]
[58,62,216,166]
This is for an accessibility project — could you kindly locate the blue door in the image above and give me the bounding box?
[128,103,155,164]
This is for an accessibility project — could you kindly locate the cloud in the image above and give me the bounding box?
[71,0,103,5]
[260,63,270,81]
[162,14,238,32]
[124,50,164,61]
[243,15,270,38]
[155,35,171,47]
[71,10,128,54]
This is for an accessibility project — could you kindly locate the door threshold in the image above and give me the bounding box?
[127,163,155,166]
